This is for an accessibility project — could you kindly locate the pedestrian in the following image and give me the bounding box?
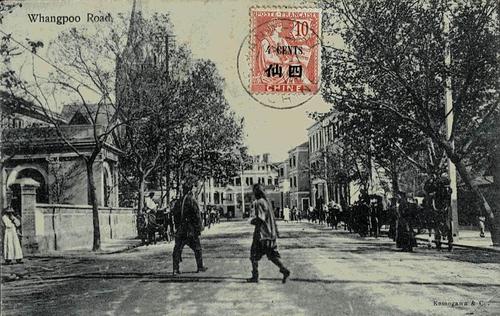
[478,213,486,238]
[283,205,290,222]
[322,203,328,225]
[2,206,23,264]
[308,206,313,222]
[172,181,208,274]
[144,192,158,213]
[247,184,290,283]
[210,206,217,227]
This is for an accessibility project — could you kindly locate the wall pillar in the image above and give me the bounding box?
[16,178,43,254]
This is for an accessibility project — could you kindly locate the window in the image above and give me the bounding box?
[249,177,254,185]
[268,178,272,185]
[13,118,24,128]
[236,177,241,186]
[294,176,297,188]
[274,178,279,186]
[293,155,296,167]
[228,194,233,201]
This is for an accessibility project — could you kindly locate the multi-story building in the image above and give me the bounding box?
[307,113,345,208]
[277,160,290,210]
[308,112,389,209]
[197,153,281,218]
[287,142,310,212]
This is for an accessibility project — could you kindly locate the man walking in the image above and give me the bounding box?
[247,184,290,283]
[172,181,208,274]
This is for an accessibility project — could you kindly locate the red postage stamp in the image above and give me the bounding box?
[250,7,321,94]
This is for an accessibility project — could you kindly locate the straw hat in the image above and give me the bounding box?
[3,206,15,213]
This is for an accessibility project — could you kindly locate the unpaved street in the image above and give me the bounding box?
[2,221,499,316]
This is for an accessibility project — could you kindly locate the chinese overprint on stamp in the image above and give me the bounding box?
[250,8,321,94]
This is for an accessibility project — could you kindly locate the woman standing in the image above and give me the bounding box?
[247,184,290,283]
[283,205,290,222]
[2,206,23,264]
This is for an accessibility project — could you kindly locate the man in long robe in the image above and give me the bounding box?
[248,184,290,283]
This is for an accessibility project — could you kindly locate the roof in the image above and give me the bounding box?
[0,90,66,124]
[306,111,340,131]
[60,103,115,126]
[288,141,309,153]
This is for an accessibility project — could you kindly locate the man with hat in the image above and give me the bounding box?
[2,206,23,264]
[172,180,208,274]
[144,192,158,213]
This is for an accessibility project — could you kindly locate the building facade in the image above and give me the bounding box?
[277,160,290,210]
[307,113,349,208]
[307,112,391,209]
[197,153,281,218]
[287,142,310,213]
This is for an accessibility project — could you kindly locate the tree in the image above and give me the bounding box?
[114,12,244,212]
[321,0,500,244]
[168,60,244,199]
[5,13,135,250]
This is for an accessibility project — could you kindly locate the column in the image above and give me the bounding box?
[17,178,43,254]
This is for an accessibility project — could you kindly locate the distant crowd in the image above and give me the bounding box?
[272,176,467,253]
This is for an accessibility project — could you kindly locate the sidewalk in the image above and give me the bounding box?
[26,237,144,258]
[1,238,143,282]
[416,229,500,253]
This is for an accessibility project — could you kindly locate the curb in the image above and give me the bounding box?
[415,237,500,253]
[26,240,144,259]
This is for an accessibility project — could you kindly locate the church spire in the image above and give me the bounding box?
[126,0,142,47]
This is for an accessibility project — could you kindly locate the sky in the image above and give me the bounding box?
[2,0,334,162]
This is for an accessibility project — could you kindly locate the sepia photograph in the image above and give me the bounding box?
[0,0,499,315]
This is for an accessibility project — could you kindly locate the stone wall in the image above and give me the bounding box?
[29,204,136,252]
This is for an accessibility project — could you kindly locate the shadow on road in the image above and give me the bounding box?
[32,272,500,288]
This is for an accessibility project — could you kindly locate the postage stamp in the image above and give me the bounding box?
[250,7,321,94]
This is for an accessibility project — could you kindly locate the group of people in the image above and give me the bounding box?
[139,192,223,246]
[275,192,424,253]
[279,202,346,230]
[171,182,290,283]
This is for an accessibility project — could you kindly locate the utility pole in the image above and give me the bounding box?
[323,124,329,204]
[444,7,459,238]
[241,161,245,218]
[158,33,174,205]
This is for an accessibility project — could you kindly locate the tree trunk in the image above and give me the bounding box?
[454,158,500,246]
[391,170,400,196]
[138,174,146,214]
[175,168,181,198]
[165,167,171,205]
[430,135,499,245]
[203,177,207,213]
[86,161,101,251]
